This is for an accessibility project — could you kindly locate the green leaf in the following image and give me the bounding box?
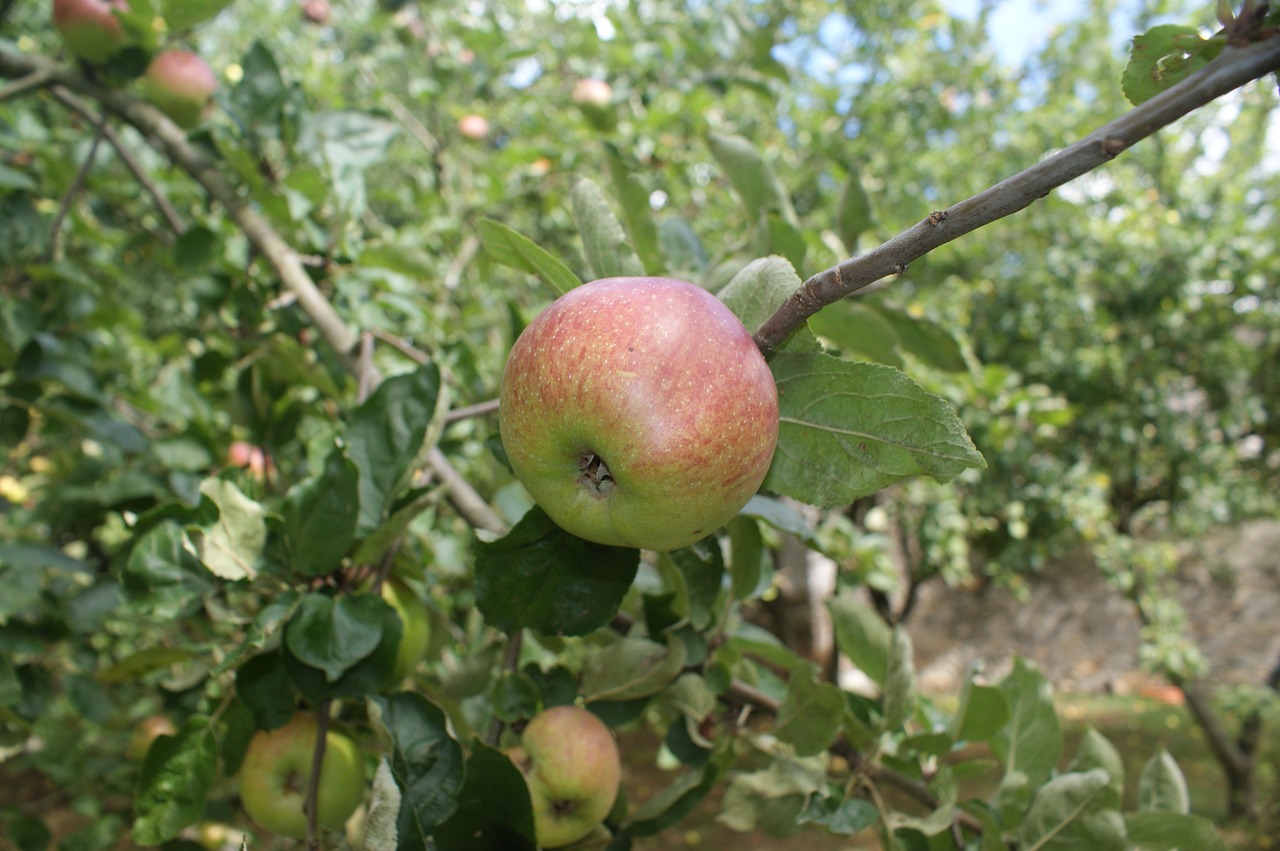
[661,542,725,631]
[195,478,266,581]
[950,676,1010,742]
[99,647,194,684]
[828,590,891,685]
[764,352,986,508]
[477,219,581,297]
[234,651,298,732]
[739,495,823,550]
[707,133,791,215]
[162,0,235,30]
[1124,811,1225,850]
[433,743,538,851]
[835,171,875,251]
[1122,25,1225,106]
[371,693,466,847]
[581,636,688,702]
[283,597,401,701]
[774,663,845,756]
[231,41,288,130]
[132,716,217,845]
[571,177,644,280]
[121,522,213,619]
[717,256,817,352]
[474,506,640,637]
[284,593,390,682]
[726,515,765,600]
[993,658,1062,787]
[1017,770,1126,851]
[797,790,878,835]
[882,627,915,731]
[352,486,437,567]
[604,146,663,275]
[718,756,826,836]
[1070,726,1124,807]
[1138,746,1191,813]
[282,448,360,577]
[626,762,722,837]
[809,302,904,368]
[345,363,443,535]
[362,760,402,851]
[873,305,967,373]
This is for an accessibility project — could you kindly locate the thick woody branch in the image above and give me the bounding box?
[753,35,1280,355]
[0,48,360,372]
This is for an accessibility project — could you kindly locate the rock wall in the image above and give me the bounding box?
[907,520,1280,695]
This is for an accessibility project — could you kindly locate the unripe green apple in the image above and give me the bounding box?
[52,0,130,64]
[143,50,218,130]
[499,277,778,551]
[381,577,431,682]
[507,706,621,848]
[236,712,365,839]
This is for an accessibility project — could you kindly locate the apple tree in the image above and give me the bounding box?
[1,0,1277,849]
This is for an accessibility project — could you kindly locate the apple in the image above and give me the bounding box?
[128,714,176,760]
[236,712,365,839]
[507,706,621,848]
[571,78,616,131]
[52,0,130,64]
[498,276,779,551]
[458,113,489,141]
[380,577,431,682]
[301,0,331,24]
[143,50,218,130]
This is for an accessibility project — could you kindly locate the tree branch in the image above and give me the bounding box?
[753,35,1280,354]
[0,48,361,372]
[49,87,187,236]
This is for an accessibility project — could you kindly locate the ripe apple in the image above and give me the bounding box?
[380,577,431,682]
[571,78,616,131]
[52,0,130,64]
[301,0,331,24]
[499,277,779,551]
[507,706,621,848]
[128,714,176,760]
[458,113,489,141]
[143,50,219,130]
[236,712,365,839]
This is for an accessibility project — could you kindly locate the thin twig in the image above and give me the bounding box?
[427,447,509,535]
[304,700,332,850]
[50,87,186,236]
[752,34,1280,354]
[0,48,362,372]
[443,233,481,290]
[0,68,53,103]
[444,397,500,423]
[44,112,107,259]
[370,327,432,365]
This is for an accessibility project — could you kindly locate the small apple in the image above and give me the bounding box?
[52,0,130,64]
[227,441,255,468]
[301,0,331,24]
[236,712,365,839]
[380,577,431,682]
[507,706,621,848]
[571,78,616,131]
[128,714,176,760]
[143,50,218,130]
[499,277,779,551]
[458,113,489,141]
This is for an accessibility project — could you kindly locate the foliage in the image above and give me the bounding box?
[1,0,1277,849]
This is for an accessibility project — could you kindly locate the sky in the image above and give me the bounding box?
[937,0,1141,68]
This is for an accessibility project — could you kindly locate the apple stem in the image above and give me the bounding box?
[304,698,332,849]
